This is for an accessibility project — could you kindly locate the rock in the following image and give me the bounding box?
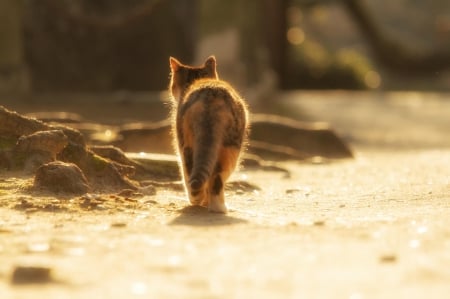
[285,188,300,194]
[110,222,127,228]
[0,105,49,137]
[58,142,138,192]
[81,152,138,192]
[25,111,83,123]
[15,130,68,158]
[249,140,309,161]
[7,130,69,172]
[250,114,353,159]
[379,254,397,263]
[0,106,87,171]
[0,105,85,147]
[1,106,156,192]
[11,266,53,284]
[90,145,138,166]
[111,114,353,160]
[34,161,90,195]
[125,152,180,181]
[115,120,173,153]
[241,154,291,175]
[51,124,86,147]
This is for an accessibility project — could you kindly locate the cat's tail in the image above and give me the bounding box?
[189,121,222,192]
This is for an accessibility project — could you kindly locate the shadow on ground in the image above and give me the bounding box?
[169,205,247,226]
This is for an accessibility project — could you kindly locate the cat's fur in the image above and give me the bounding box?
[169,56,248,213]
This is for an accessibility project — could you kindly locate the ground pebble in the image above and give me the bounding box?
[11,266,53,284]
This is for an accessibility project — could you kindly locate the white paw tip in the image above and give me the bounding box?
[208,201,228,213]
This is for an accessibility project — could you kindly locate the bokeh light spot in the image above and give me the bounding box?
[287,27,305,45]
[364,70,381,89]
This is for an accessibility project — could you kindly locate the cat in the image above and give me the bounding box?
[168,56,249,213]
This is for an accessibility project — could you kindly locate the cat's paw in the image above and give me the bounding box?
[208,198,228,213]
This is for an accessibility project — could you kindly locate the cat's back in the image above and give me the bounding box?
[178,78,247,148]
[183,79,243,107]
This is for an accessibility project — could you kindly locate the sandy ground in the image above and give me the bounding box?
[0,91,449,298]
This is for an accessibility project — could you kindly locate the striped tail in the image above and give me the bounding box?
[188,123,222,192]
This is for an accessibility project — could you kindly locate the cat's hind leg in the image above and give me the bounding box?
[207,147,240,213]
[208,174,227,213]
[182,146,202,205]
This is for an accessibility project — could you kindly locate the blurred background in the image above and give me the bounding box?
[1,0,449,94]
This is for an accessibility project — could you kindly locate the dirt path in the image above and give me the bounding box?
[1,91,449,298]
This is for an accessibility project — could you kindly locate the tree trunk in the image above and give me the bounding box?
[0,0,28,93]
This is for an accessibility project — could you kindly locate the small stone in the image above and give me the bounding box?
[123,197,137,203]
[11,266,53,284]
[117,189,144,198]
[110,222,127,228]
[285,188,300,194]
[313,220,326,226]
[379,254,397,263]
[225,180,261,193]
[140,185,156,196]
[235,189,245,195]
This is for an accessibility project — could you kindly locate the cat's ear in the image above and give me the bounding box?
[204,56,216,71]
[169,57,181,71]
[204,56,217,78]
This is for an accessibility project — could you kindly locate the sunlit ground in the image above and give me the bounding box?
[0,90,449,298]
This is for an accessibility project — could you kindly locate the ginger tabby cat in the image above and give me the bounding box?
[169,56,249,213]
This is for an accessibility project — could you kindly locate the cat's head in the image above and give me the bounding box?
[169,56,218,101]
